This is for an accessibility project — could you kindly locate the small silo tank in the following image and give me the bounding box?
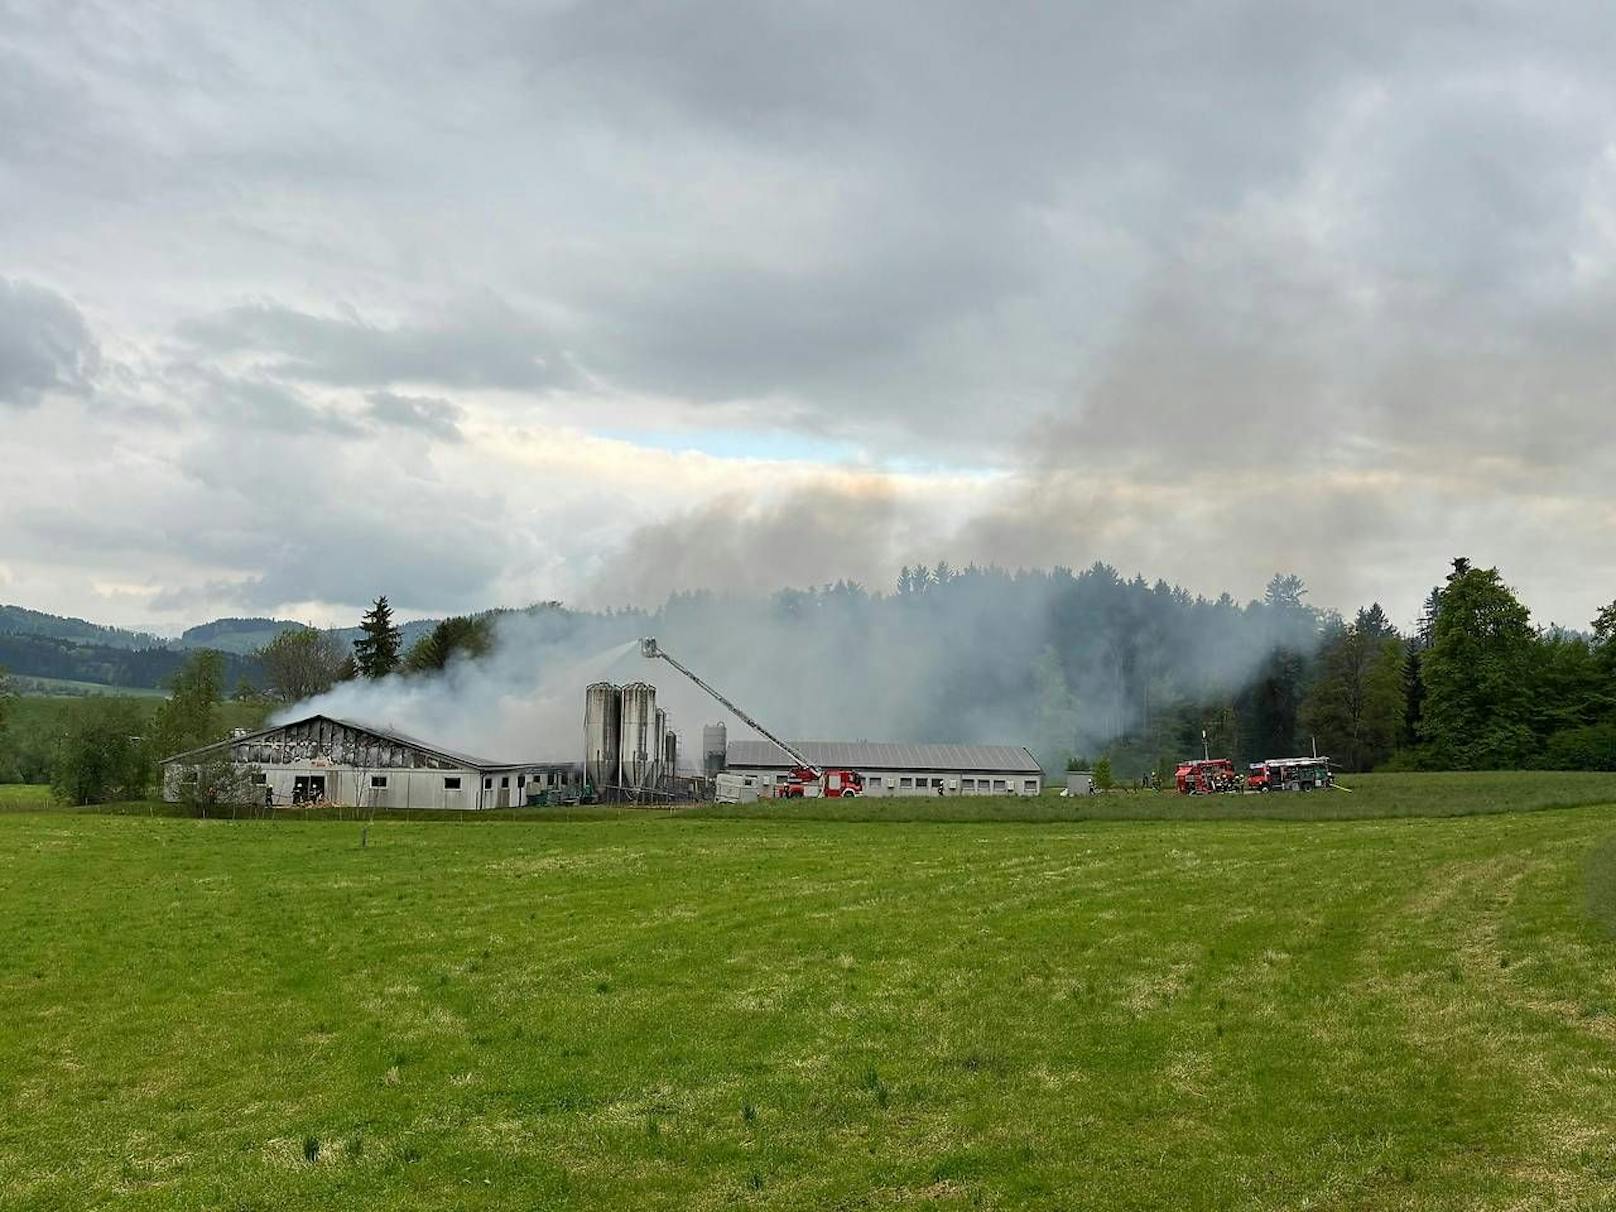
[654,706,668,784]
[584,683,622,798]
[702,722,727,777]
[663,729,678,776]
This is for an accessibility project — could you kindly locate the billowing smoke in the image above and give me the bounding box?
[283,562,1322,771]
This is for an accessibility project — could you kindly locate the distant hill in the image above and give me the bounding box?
[0,604,165,651]
[177,617,310,655]
[0,633,261,693]
[0,602,447,692]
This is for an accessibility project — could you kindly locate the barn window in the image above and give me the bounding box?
[962,778,976,791]
[251,772,267,785]
[993,779,1007,792]
[483,778,492,790]
[444,777,461,790]
[371,776,388,788]
[1024,780,1038,794]
[899,777,913,789]
[517,775,526,787]
[500,776,509,788]
[930,778,943,788]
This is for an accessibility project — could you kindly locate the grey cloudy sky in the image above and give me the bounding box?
[3,1,1614,630]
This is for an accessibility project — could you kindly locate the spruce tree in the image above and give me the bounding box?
[352,596,403,679]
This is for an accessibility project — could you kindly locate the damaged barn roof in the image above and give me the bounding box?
[159,712,548,770]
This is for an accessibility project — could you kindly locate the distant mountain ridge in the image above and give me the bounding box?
[0,603,442,691]
[176,617,311,654]
[0,604,166,651]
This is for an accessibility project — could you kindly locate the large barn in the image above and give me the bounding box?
[161,714,580,810]
[726,740,1044,797]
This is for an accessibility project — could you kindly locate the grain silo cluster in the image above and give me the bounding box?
[583,680,693,801]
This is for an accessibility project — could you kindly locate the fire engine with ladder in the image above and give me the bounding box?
[640,637,863,799]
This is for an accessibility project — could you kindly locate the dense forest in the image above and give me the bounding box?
[890,556,1615,775]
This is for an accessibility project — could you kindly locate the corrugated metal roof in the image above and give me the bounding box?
[726,739,1043,774]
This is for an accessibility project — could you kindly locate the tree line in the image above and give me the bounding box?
[1106,558,1616,776]
[252,597,496,702]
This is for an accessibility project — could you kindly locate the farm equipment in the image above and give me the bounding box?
[640,637,863,799]
[1175,758,1241,795]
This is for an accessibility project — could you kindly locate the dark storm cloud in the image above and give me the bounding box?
[0,278,100,407]
[365,391,464,442]
[176,297,576,392]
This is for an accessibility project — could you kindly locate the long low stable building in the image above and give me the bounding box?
[161,714,581,810]
[726,740,1044,796]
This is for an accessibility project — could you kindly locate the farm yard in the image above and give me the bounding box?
[3,774,1616,1209]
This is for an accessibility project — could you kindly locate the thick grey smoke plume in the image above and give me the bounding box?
[285,570,1321,771]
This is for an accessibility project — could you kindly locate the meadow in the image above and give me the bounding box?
[3,776,1616,1209]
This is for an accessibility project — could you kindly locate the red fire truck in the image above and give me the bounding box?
[1247,757,1332,792]
[1175,758,1240,794]
[776,765,864,798]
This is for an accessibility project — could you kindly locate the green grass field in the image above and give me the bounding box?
[0,783,53,809]
[7,675,171,698]
[3,776,1616,1209]
[692,770,1616,823]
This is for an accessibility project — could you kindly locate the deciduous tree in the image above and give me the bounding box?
[1420,564,1537,768]
[151,650,224,760]
[257,628,344,703]
[404,615,493,673]
[50,697,149,805]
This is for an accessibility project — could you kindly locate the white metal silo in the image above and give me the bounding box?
[618,682,658,797]
[584,682,622,800]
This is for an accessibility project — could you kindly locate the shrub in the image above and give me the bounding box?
[1093,757,1114,791]
[50,698,150,805]
[1540,723,1616,771]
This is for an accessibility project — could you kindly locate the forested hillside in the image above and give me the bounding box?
[0,605,164,650]
[0,607,437,690]
[0,634,260,693]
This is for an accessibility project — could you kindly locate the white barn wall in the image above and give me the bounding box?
[737,766,1044,796]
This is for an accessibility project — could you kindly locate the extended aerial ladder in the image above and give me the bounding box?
[639,637,862,797]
